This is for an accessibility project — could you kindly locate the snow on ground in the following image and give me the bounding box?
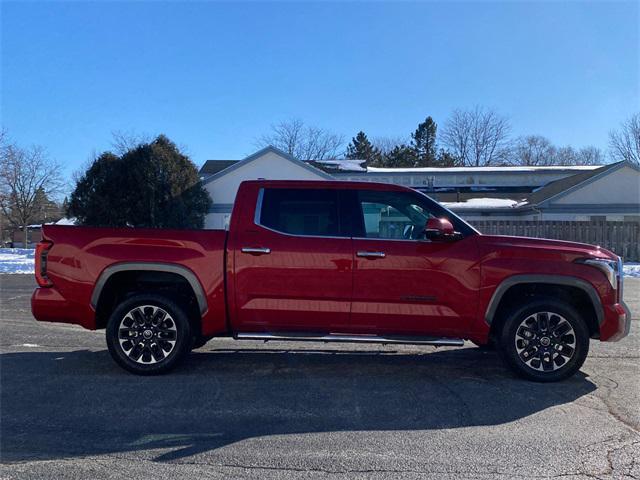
[624,263,640,278]
[0,248,638,277]
[0,249,35,274]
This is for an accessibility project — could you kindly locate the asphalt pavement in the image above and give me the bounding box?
[0,275,638,479]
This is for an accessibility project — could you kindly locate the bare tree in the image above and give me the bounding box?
[441,107,511,166]
[574,146,605,165]
[609,113,640,165]
[111,129,152,156]
[511,135,556,166]
[371,136,409,156]
[257,119,345,160]
[0,138,65,246]
[551,145,605,166]
[510,136,604,166]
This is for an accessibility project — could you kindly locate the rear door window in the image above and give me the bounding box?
[259,188,341,237]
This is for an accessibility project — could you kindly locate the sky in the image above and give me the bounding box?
[2,0,638,181]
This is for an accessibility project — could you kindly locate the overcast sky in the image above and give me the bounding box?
[2,1,638,179]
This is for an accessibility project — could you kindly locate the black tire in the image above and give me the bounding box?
[498,298,589,382]
[106,293,192,375]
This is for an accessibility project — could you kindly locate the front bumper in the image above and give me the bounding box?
[599,301,632,342]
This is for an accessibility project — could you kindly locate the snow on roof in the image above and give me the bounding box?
[367,165,602,174]
[308,159,366,172]
[55,217,77,225]
[442,198,524,210]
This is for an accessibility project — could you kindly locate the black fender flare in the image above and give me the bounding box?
[484,274,603,326]
[90,262,208,315]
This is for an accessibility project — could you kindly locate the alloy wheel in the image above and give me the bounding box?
[117,305,177,364]
[514,311,576,372]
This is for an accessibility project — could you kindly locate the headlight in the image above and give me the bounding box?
[575,258,620,290]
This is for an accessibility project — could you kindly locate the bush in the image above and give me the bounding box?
[68,135,211,228]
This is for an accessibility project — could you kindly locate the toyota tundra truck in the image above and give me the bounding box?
[31,180,631,381]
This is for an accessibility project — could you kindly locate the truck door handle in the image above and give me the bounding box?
[357,251,386,259]
[241,247,271,255]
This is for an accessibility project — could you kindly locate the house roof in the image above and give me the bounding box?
[366,165,602,174]
[442,161,639,214]
[200,160,238,176]
[200,157,366,177]
[525,161,630,206]
[200,145,334,185]
[308,159,367,173]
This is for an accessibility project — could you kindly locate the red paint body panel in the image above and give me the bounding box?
[31,179,631,345]
[227,181,354,333]
[32,225,228,336]
[351,236,480,336]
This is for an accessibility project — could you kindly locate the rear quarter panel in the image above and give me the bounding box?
[40,225,228,335]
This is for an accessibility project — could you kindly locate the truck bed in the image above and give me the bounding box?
[33,225,229,334]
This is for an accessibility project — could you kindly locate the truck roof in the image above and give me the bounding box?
[240,179,412,192]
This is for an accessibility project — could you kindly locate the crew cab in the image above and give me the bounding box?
[31,180,631,381]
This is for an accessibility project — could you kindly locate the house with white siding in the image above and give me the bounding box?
[199,146,640,228]
[200,146,332,229]
[440,161,640,222]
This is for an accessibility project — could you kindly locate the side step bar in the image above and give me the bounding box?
[235,332,464,347]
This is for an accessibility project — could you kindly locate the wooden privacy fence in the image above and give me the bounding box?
[470,220,640,262]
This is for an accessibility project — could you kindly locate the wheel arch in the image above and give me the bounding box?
[91,262,208,321]
[485,275,603,338]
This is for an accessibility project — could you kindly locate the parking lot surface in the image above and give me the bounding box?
[1,275,638,479]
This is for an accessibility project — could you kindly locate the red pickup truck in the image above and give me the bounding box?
[31,180,631,381]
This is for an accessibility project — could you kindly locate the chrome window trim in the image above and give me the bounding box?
[352,236,430,243]
[253,187,464,243]
[254,188,264,226]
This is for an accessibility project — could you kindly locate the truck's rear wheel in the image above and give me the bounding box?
[499,298,589,382]
[106,294,191,375]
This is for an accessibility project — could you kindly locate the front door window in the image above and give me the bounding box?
[358,191,434,240]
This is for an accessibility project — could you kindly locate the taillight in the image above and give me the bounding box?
[35,241,53,287]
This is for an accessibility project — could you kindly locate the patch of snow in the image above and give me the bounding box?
[443,198,520,209]
[310,159,366,172]
[367,165,602,173]
[0,248,35,274]
[623,263,640,278]
[55,217,77,225]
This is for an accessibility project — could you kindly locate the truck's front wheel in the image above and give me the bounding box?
[499,298,589,382]
[106,294,192,375]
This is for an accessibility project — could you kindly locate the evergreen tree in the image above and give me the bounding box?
[67,152,130,227]
[345,131,381,167]
[32,187,63,224]
[383,145,417,168]
[436,149,457,167]
[411,116,438,167]
[68,135,211,228]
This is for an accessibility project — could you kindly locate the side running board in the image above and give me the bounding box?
[235,332,464,347]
